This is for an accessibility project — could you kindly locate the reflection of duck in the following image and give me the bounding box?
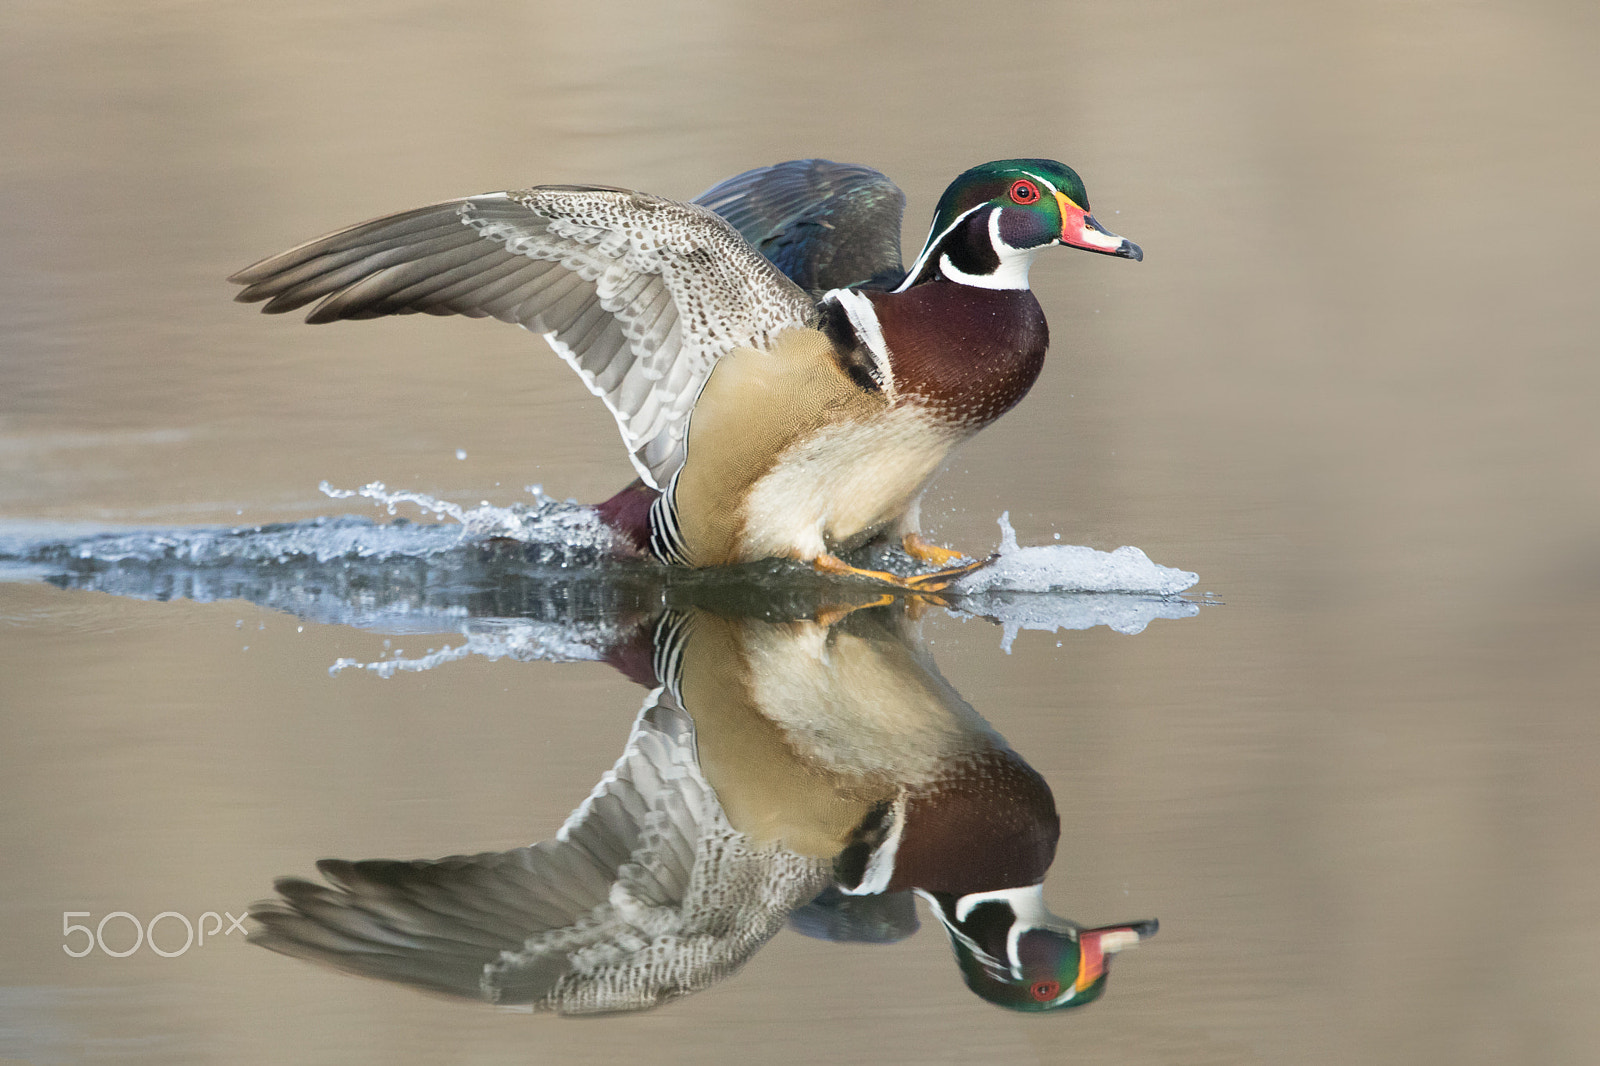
[656,607,1156,1011]
[251,604,1154,1012]
[231,159,1139,589]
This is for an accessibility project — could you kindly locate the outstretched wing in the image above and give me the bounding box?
[230,187,816,490]
[249,695,831,1013]
[693,159,907,294]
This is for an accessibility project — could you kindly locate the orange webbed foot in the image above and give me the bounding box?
[902,532,972,568]
[812,551,992,593]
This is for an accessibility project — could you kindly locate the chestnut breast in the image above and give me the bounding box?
[866,285,1050,430]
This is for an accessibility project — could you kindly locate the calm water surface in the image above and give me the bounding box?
[2,2,1598,1064]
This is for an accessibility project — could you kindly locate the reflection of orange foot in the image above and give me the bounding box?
[813,594,895,628]
[812,552,992,593]
[902,533,970,568]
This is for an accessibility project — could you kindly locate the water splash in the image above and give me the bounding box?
[319,481,617,551]
[953,513,1197,596]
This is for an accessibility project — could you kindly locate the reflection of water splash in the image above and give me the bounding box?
[328,578,1201,672]
[330,618,628,678]
[951,592,1198,649]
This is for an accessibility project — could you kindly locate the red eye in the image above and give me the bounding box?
[1030,980,1061,1001]
[1009,179,1041,205]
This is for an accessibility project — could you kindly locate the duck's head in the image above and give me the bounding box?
[900,159,1142,291]
[924,886,1157,1012]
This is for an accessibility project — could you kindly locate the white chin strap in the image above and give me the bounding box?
[937,209,1036,291]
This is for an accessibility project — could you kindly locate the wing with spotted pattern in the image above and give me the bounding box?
[230,187,817,490]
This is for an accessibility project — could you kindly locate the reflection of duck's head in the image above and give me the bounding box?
[924,887,1157,1011]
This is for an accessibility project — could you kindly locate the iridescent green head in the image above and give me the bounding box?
[929,159,1090,236]
[902,158,1141,290]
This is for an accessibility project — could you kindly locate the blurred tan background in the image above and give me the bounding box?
[2,2,1597,1063]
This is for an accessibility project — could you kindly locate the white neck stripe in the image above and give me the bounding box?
[893,203,988,293]
[899,204,1038,292]
[826,288,897,397]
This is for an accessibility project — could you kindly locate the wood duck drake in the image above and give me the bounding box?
[230,159,1141,589]
[250,603,1154,1013]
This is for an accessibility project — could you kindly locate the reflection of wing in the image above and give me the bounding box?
[789,886,920,944]
[249,694,833,1013]
[230,188,815,490]
[693,160,907,293]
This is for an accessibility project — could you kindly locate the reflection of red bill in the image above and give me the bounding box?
[1076,922,1155,991]
[1055,191,1143,260]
